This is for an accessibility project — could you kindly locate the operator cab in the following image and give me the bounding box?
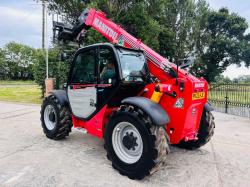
[67,43,150,120]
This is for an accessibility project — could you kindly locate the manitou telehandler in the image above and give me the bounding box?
[41,8,215,179]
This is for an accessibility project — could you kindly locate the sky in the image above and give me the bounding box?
[0,1,44,48]
[0,0,249,79]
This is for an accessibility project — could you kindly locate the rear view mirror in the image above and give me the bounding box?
[179,59,194,69]
[59,52,67,62]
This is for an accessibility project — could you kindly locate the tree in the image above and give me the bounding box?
[45,0,164,50]
[43,0,250,83]
[45,0,85,21]
[242,33,250,66]
[191,8,250,82]
[213,74,232,83]
[44,0,206,63]
[233,75,250,83]
[1,42,36,80]
[158,0,197,62]
[32,47,70,96]
[0,48,7,79]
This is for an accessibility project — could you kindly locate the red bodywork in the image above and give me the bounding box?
[72,9,208,144]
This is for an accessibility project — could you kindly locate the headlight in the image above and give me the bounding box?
[174,98,184,108]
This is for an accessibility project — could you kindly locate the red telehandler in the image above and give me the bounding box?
[41,8,215,179]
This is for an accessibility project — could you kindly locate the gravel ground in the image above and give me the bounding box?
[0,101,250,187]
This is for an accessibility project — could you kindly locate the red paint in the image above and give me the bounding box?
[72,84,112,89]
[72,105,108,138]
[70,8,209,144]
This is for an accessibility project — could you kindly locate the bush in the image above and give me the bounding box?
[33,48,70,97]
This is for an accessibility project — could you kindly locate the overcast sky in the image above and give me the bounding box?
[0,0,249,78]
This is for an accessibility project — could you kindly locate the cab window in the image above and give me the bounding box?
[99,48,117,84]
[71,49,96,84]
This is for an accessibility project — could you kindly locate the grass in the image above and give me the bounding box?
[209,84,250,104]
[0,81,41,104]
[0,80,35,85]
[209,91,250,104]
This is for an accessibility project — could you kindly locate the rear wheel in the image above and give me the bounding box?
[104,105,170,180]
[41,95,72,140]
[176,110,215,150]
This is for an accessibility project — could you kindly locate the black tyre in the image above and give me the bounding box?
[41,95,72,140]
[104,105,170,180]
[176,109,215,150]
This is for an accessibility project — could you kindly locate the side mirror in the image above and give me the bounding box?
[59,52,67,62]
[179,59,194,69]
[63,83,67,89]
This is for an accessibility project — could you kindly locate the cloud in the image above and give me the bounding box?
[207,0,250,24]
[246,28,250,34]
[0,4,52,48]
[223,64,250,79]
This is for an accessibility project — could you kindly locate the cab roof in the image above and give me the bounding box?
[79,43,144,53]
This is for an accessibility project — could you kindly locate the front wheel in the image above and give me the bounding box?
[104,105,170,180]
[176,110,215,150]
[41,95,72,140]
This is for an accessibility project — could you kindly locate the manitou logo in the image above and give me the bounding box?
[194,83,205,88]
[93,18,118,40]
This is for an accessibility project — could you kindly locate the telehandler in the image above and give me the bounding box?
[41,8,215,179]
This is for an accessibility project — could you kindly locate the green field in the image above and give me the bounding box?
[0,80,35,85]
[209,91,250,104]
[209,84,250,104]
[0,81,41,104]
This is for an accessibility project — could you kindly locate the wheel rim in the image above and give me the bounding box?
[112,122,143,164]
[44,105,57,131]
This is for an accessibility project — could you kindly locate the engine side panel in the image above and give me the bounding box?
[143,78,208,144]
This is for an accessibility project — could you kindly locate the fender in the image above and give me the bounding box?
[122,96,170,126]
[204,102,214,112]
[49,90,69,107]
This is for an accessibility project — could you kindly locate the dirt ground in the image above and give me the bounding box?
[0,101,250,187]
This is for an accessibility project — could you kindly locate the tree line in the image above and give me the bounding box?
[0,42,35,80]
[215,75,250,84]
[0,42,69,95]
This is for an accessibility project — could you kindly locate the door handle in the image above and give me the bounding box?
[90,99,96,107]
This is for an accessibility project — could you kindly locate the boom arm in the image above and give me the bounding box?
[54,8,188,81]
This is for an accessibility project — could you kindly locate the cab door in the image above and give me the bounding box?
[96,46,119,107]
[67,48,97,119]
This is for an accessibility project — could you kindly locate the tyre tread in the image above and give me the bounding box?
[41,96,72,140]
[176,110,215,150]
[104,104,170,180]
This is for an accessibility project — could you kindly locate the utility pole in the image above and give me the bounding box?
[42,0,45,50]
[45,3,49,79]
[43,0,52,97]
[42,0,49,79]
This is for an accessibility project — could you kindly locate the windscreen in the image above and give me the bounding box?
[117,48,146,82]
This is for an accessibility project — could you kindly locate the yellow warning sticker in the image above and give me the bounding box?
[192,92,205,100]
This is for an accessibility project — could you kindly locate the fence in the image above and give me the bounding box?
[209,84,250,118]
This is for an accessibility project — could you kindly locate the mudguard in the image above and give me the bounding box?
[49,90,69,107]
[205,102,214,112]
[122,96,170,126]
